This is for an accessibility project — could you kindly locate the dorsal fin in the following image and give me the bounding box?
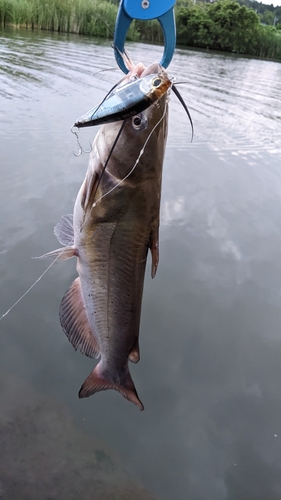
[59,278,100,359]
[54,214,74,246]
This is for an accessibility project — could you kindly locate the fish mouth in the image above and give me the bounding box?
[73,61,171,131]
[125,62,165,82]
[120,62,171,107]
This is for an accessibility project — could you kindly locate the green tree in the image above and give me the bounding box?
[176,5,215,48]
[260,9,275,25]
[177,0,261,54]
[208,0,260,53]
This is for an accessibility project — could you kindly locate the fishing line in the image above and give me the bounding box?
[99,18,115,37]
[94,16,134,68]
[0,248,67,323]
[92,101,168,208]
[92,120,126,201]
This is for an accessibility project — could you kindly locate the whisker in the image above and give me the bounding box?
[172,84,194,142]
[92,68,119,77]
[111,43,134,71]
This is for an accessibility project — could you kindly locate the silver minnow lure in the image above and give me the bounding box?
[73,70,171,128]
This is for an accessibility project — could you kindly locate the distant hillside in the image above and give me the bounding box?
[237,0,281,25]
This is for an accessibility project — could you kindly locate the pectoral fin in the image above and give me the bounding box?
[149,228,159,279]
[35,247,76,260]
[35,214,76,260]
[59,277,100,359]
[54,214,74,246]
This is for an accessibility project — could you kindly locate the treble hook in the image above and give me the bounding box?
[71,125,92,157]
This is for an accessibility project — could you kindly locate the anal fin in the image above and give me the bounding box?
[59,277,100,359]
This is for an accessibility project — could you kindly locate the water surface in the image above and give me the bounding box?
[1,27,281,500]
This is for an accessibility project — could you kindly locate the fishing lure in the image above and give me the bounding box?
[73,70,172,129]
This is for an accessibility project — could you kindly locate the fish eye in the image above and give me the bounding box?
[132,113,148,131]
[152,77,162,88]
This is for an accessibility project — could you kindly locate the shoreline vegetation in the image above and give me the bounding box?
[0,0,280,61]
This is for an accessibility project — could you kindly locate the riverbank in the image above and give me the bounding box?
[0,0,280,61]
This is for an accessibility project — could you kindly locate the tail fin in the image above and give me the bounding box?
[78,363,144,411]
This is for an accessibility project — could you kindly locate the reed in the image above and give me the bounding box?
[255,25,281,59]
[134,19,163,44]
[0,0,138,40]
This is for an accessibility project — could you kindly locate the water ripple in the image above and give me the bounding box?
[1,28,280,156]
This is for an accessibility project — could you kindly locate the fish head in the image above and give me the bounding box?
[96,63,170,182]
[77,63,170,221]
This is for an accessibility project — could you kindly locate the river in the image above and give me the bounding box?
[1,27,281,500]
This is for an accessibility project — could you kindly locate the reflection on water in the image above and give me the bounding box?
[0,373,158,500]
[1,27,281,500]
